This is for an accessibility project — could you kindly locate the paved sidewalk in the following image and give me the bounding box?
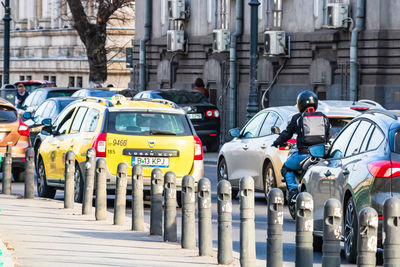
[0,194,266,267]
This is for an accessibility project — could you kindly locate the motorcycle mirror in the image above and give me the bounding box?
[309,144,325,158]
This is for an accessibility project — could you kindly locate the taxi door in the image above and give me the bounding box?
[56,107,89,180]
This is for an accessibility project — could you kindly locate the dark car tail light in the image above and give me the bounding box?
[279,139,296,150]
[91,132,107,157]
[18,121,30,137]
[194,135,203,160]
[205,109,220,118]
[368,160,400,178]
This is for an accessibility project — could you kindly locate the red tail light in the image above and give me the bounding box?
[194,135,203,160]
[350,106,370,111]
[205,109,220,118]
[279,139,296,150]
[91,132,107,157]
[18,121,30,137]
[368,160,400,178]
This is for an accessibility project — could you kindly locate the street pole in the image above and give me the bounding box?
[2,0,11,94]
[247,0,260,121]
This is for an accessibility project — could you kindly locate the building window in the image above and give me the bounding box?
[272,0,282,29]
[26,75,32,80]
[77,77,83,88]
[19,76,25,81]
[0,75,2,87]
[43,75,49,81]
[51,76,57,86]
[69,76,75,87]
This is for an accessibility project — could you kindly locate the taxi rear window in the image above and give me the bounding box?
[107,111,192,136]
[0,106,17,122]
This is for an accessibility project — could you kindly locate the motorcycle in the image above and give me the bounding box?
[283,144,320,220]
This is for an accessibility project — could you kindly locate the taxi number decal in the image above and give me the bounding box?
[112,139,127,146]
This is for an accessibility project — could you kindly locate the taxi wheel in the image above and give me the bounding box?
[263,162,276,202]
[37,159,56,199]
[74,163,84,203]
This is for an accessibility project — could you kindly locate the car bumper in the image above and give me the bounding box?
[196,130,219,144]
[102,159,204,192]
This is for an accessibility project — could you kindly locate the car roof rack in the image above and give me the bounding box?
[81,97,114,107]
[365,109,398,120]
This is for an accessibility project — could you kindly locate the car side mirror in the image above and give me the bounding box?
[41,118,52,127]
[309,144,326,158]
[41,125,52,136]
[229,128,240,138]
[271,126,280,134]
[23,112,32,119]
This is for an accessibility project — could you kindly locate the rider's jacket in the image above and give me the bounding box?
[272,111,331,154]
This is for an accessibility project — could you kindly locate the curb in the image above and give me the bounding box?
[0,239,14,267]
[204,160,217,165]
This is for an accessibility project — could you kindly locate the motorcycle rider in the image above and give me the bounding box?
[272,91,331,202]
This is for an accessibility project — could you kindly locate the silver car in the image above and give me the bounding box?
[217,100,383,200]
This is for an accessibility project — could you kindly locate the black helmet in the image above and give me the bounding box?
[297,91,318,113]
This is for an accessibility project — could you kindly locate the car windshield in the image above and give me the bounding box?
[0,106,17,122]
[89,91,118,97]
[107,111,191,136]
[48,90,77,98]
[155,91,209,105]
[59,99,76,111]
[329,117,353,139]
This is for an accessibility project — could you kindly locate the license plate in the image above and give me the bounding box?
[187,113,202,120]
[132,157,169,167]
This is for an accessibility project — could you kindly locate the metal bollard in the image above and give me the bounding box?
[150,168,163,235]
[357,207,378,267]
[383,197,400,267]
[217,179,233,265]
[2,145,12,195]
[24,148,35,199]
[114,163,128,225]
[132,164,144,231]
[198,177,212,256]
[296,192,314,267]
[322,198,342,267]
[82,148,96,215]
[240,176,256,267]
[181,175,196,249]
[164,171,177,242]
[95,158,107,221]
[64,151,75,209]
[267,188,284,267]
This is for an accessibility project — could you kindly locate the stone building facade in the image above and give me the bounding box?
[0,0,135,88]
[131,0,400,136]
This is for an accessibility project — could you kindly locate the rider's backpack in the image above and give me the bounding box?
[297,108,326,146]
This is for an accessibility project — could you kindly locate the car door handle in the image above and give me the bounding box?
[342,168,350,175]
[242,145,248,150]
[324,170,332,177]
[261,144,266,149]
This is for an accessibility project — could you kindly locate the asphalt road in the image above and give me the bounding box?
[9,160,382,266]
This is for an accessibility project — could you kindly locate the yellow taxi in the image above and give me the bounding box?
[37,95,204,202]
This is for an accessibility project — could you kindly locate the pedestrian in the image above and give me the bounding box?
[272,91,331,203]
[192,78,209,98]
[15,83,29,109]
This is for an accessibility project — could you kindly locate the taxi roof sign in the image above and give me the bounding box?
[109,94,127,105]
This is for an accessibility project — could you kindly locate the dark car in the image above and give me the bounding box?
[23,97,78,155]
[20,87,79,115]
[72,89,119,98]
[134,89,221,152]
[302,109,400,263]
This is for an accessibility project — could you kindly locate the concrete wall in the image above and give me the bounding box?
[132,0,400,134]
